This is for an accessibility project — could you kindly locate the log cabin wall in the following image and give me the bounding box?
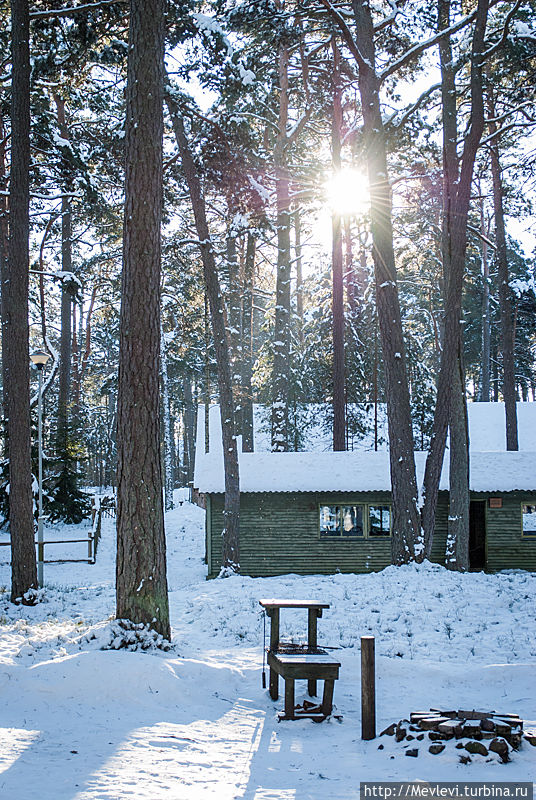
[206,491,536,578]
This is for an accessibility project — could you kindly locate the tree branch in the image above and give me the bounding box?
[317,0,369,72]
[481,0,522,59]
[30,0,127,20]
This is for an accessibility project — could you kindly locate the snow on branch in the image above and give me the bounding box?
[30,0,127,20]
[480,0,523,59]
[385,82,441,130]
[379,8,481,83]
[317,0,370,72]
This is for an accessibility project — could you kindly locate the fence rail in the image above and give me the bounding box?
[0,494,110,565]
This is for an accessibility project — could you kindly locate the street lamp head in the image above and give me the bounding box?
[30,349,51,369]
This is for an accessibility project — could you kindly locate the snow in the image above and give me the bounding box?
[194,403,536,494]
[0,496,535,797]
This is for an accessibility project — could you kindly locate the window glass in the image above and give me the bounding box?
[341,505,364,536]
[320,505,340,536]
[522,504,536,537]
[369,505,391,536]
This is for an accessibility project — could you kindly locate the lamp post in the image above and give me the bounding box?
[30,349,50,587]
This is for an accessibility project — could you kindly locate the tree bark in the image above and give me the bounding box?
[487,90,518,449]
[160,325,174,510]
[167,97,240,572]
[331,36,346,452]
[421,0,489,556]
[54,96,73,457]
[241,232,255,452]
[7,0,37,600]
[182,374,195,487]
[480,194,491,401]
[271,40,292,452]
[0,105,9,431]
[445,342,470,570]
[116,0,170,638]
[351,0,421,563]
[294,209,304,345]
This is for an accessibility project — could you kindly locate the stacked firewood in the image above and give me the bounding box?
[379,709,534,762]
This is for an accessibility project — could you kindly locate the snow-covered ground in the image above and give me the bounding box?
[0,496,535,799]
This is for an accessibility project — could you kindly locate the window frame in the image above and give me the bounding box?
[318,502,392,539]
[521,503,536,538]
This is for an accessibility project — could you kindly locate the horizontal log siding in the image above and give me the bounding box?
[207,491,536,577]
[482,492,536,571]
[210,492,394,578]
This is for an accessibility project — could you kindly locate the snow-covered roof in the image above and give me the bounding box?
[194,448,536,494]
[193,402,536,494]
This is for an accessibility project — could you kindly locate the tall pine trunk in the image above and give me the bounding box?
[241,233,255,452]
[116,0,170,638]
[161,324,174,510]
[352,0,421,562]
[487,90,518,450]
[480,195,491,401]
[54,96,72,458]
[271,40,292,452]
[7,0,37,600]
[167,98,240,572]
[421,0,489,556]
[331,37,346,452]
[0,106,9,432]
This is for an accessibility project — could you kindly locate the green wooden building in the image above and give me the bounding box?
[194,448,536,578]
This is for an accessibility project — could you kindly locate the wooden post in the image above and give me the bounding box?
[268,608,280,700]
[361,635,376,740]
[307,607,319,696]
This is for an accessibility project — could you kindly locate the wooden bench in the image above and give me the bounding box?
[259,599,341,720]
[267,650,341,720]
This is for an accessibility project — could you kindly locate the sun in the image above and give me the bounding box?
[325,168,369,217]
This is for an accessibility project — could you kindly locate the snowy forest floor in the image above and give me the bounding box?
[0,496,535,799]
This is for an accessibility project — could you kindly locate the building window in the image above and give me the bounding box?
[319,505,341,536]
[522,504,536,537]
[369,505,391,536]
[319,504,389,538]
[320,505,364,537]
[342,506,364,536]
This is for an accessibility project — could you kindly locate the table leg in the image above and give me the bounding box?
[308,608,319,696]
[269,668,279,701]
[321,680,335,716]
[284,678,295,719]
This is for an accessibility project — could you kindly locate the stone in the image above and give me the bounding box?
[462,721,482,738]
[428,731,447,741]
[459,755,472,765]
[395,726,407,742]
[380,723,396,737]
[495,722,512,737]
[465,740,488,756]
[523,729,536,746]
[480,718,495,732]
[405,748,419,758]
[406,735,415,741]
[378,744,384,750]
[416,734,425,741]
[419,716,449,730]
[438,721,461,738]
[489,737,510,763]
[429,744,445,755]
[455,742,465,749]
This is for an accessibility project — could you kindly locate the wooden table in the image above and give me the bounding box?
[259,599,340,720]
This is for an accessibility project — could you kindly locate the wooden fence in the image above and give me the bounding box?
[0,493,114,565]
